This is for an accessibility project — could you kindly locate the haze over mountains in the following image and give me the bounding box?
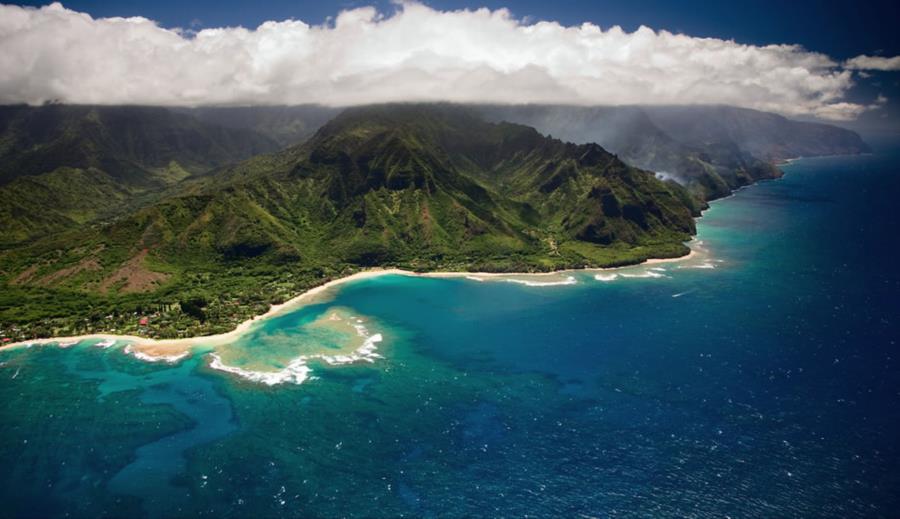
[0,105,280,244]
[479,105,869,200]
[0,102,869,338]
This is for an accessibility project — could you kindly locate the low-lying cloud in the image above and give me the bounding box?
[0,2,892,120]
[844,55,900,71]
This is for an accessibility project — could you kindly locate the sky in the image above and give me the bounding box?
[2,0,898,127]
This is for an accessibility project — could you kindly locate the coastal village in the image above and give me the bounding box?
[0,268,354,343]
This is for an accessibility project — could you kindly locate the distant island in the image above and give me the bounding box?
[0,103,869,342]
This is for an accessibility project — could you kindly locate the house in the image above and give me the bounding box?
[139,317,149,326]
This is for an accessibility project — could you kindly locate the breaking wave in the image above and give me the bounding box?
[620,271,667,278]
[596,267,672,282]
[209,353,312,386]
[123,344,189,364]
[317,319,383,365]
[677,261,719,270]
[502,275,577,287]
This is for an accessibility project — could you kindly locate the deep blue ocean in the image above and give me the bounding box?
[1,142,899,518]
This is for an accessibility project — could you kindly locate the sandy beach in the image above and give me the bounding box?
[1,246,699,359]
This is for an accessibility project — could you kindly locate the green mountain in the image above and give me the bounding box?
[1,104,697,339]
[479,104,868,201]
[0,105,280,244]
[171,103,871,205]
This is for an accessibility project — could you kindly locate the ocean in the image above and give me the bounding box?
[1,142,899,518]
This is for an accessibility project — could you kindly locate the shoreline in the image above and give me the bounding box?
[8,146,811,359]
[0,248,698,357]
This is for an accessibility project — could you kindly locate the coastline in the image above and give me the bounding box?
[0,248,698,358]
[7,148,816,360]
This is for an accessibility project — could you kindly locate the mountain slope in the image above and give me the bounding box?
[479,104,868,202]
[82,104,695,273]
[0,105,281,244]
[302,105,696,258]
[1,104,697,339]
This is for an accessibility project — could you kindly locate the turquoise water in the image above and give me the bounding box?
[2,145,899,517]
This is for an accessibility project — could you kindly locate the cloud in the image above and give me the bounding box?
[844,55,900,71]
[0,2,882,120]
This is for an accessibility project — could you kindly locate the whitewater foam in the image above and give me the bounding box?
[123,344,189,364]
[207,317,384,385]
[502,275,577,287]
[594,273,619,282]
[678,261,717,269]
[208,353,312,386]
[317,320,383,365]
[94,339,116,348]
[620,271,667,279]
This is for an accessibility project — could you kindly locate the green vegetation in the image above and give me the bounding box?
[0,104,280,244]
[2,104,704,340]
[480,104,868,204]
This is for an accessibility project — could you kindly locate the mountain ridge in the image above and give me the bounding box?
[0,104,282,244]
[479,104,868,201]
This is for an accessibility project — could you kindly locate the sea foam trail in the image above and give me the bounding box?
[123,344,189,364]
[207,317,384,385]
[502,275,577,287]
[678,261,717,269]
[318,319,383,365]
[678,258,723,270]
[208,353,312,386]
[596,270,671,281]
[620,271,667,279]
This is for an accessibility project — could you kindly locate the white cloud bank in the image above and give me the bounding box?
[0,2,892,120]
